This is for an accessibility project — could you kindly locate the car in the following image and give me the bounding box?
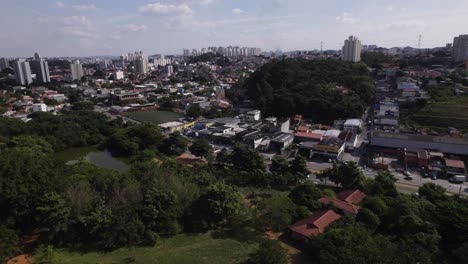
[431,175,438,180]
[403,171,411,176]
[404,176,413,181]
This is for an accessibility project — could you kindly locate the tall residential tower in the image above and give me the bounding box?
[452,35,468,62]
[342,36,362,62]
[31,52,50,83]
[13,59,32,85]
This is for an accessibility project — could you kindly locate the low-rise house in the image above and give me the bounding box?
[269,133,294,154]
[289,210,341,243]
[343,119,362,133]
[319,197,361,215]
[338,131,358,151]
[445,159,466,177]
[312,138,345,159]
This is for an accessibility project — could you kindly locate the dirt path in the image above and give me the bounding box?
[7,254,32,264]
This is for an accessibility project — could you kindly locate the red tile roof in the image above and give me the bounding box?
[319,197,361,215]
[176,153,208,165]
[336,189,366,204]
[296,126,309,132]
[445,159,465,169]
[294,132,322,140]
[289,210,341,239]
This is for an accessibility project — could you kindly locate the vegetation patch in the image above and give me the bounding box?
[125,110,183,124]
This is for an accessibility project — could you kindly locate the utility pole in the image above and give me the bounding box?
[418,34,422,54]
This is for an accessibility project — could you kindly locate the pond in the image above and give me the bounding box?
[59,147,130,173]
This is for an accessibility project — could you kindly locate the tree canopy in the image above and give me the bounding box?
[243,58,374,123]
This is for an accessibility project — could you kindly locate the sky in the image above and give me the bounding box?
[1,0,468,57]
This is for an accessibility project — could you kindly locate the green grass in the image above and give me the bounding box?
[125,110,184,124]
[402,96,468,131]
[54,233,258,264]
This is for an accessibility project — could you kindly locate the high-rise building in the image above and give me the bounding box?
[342,36,362,62]
[99,59,111,71]
[31,52,50,83]
[13,59,32,85]
[134,53,149,75]
[164,65,173,76]
[0,58,10,70]
[452,35,468,62]
[70,60,84,80]
[183,49,190,57]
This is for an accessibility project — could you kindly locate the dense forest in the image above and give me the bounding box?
[243,58,374,123]
[0,105,467,264]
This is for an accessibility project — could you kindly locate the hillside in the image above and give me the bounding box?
[243,58,374,123]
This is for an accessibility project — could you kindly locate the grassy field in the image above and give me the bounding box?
[53,233,258,264]
[125,110,183,124]
[402,96,468,131]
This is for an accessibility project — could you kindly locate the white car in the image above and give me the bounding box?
[403,171,411,176]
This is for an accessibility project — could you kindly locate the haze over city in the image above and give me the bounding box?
[2,0,468,57]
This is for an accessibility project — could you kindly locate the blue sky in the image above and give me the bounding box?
[1,0,468,57]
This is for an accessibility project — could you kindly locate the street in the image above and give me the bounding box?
[306,161,468,196]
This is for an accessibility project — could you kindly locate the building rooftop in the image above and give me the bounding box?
[336,190,366,204]
[445,159,465,169]
[319,196,361,215]
[317,137,344,148]
[289,210,341,238]
[344,119,362,127]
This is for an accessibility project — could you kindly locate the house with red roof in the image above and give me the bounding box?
[289,210,341,243]
[336,189,366,204]
[319,189,366,215]
[319,197,361,215]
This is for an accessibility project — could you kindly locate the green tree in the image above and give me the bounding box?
[319,162,365,190]
[257,195,299,231]
[159,132,188,156]
[189,138,213,158]
[288,183,322,210]
[189,183,243,231]
[35,192,71,241]
[270,156,289,175]
[0,225,19,262]
[186,104,202,118]
[231,144,266,172]
[34,245,60,264]
[418,182,446,203]
[289,155,309,183]
[248,240,288,264]
[367,171,399,198]
[356,208,380,230]
[310,225,398,264]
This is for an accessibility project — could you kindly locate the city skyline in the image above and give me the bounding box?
[1,0,468,57]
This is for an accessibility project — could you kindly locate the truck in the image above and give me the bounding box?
[450,175,466,183]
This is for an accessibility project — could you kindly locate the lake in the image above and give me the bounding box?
[59,146,130,173]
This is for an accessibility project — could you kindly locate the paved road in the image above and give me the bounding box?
[306,161,468,196]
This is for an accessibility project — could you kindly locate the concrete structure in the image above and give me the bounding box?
[312,138,345,159]
[31,53,50,83]
[452,34,468,62]
[134,54,149,75]
[343,119,362,132]
[164,65,174,76]
[70,60,84,81]
[13,59,32,85]
[0,57,10,70]
[246,110,261,122]
[371,131,468,155]
[99,59,111,71]
[32,103,47,112]
[114,70,124,80]
[269,133,294,153]
[342,36,362,62]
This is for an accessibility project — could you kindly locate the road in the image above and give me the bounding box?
[306,161,468,196]
[94,105,141,124]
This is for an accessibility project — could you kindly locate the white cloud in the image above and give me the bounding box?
[138,2,194,16]
[232,8,245,15]
[72,4,97,11]
[199,0,213,5]
[61,16,89,26]
[55,1,64,8]
[122,24,148,32]
[59,28,95,39]
[336,12,360,24]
